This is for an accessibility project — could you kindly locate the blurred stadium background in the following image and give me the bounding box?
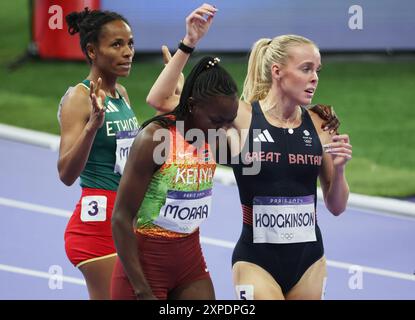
[1,0,415,302]
[1,1,414,196]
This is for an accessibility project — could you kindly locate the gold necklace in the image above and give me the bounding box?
[266,105,301,128]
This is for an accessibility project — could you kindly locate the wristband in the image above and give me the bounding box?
[178,40,195,54]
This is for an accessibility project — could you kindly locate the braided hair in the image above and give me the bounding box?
[141,56,238,129]
[66,8,130,63]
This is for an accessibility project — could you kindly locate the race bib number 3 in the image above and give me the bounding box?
[114,129,139,175]
[81,196,107,222]
[153,189,212,234]
[253,195,316,244]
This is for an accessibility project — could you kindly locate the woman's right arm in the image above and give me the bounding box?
[111,123,166,300]
[57,80,106,186]
[146,3,217,112]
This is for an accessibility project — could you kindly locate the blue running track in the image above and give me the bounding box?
[0,139,414,299]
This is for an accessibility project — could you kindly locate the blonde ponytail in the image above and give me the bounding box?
[242,35,317,104]
[242,38,271,103]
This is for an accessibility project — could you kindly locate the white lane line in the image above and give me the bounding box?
[201,236,235,249]
[216,167,415,218]
[200,235,415,282]
[0,263,85,286]
[326,260,415,282]
[2,127,415,217]
[0,197,71,218]
[2,196,414,282]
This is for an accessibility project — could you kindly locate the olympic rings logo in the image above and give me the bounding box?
[280,233,294,240]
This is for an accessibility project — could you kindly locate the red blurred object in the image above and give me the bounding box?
[32,0,101,60]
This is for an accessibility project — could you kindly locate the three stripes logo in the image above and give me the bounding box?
[253,129,275,143]
[105,101,119,113]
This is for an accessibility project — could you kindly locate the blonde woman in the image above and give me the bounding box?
[231,35,351,300]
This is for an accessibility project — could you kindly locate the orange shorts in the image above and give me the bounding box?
[111,229,210,299]
[64,188,117,268]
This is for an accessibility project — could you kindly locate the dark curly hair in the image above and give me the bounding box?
[141,56,238,129]
[66,7,130,63]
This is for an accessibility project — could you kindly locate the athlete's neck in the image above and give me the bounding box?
[87,68,118,98]
[260,91,300,125]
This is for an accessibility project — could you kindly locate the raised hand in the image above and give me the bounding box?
[323,134,352,168]
[88,77,106,130]
[183,3,218,47]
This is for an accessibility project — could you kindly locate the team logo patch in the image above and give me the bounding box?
[302,129,313,146]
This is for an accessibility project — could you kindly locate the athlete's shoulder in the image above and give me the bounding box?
[60,83,90,112]
[63,82,89,100]
[134,122,167,147]
[116,83,127,95]
[234,99,252,130]
[116,83,131,104]
[238,99,252,112]
[140,122,164,135]
[129,122,169,166]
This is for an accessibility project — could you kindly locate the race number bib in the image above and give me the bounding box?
[114,129,139,175]
[80,195,107,222]
[153,189,212,234]
[235,285,254,300]
[253,195,316,244]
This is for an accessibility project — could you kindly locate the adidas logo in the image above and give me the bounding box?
[253,129,275,142]
[105,101,119,113]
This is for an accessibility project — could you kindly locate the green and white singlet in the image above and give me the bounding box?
[79,79,139,190]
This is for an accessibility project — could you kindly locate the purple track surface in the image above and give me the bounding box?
[0,139,414,300]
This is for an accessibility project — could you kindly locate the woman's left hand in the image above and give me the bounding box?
[323,134,352,169]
